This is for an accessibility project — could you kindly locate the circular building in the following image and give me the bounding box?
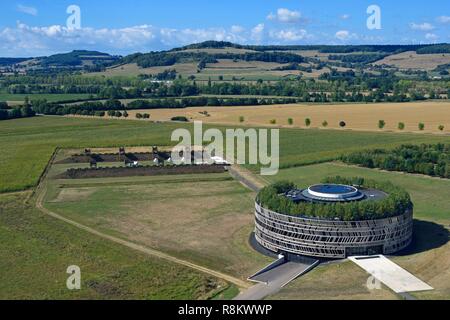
[254,182,413,259]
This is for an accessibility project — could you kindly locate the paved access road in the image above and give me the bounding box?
[235,261,319,300]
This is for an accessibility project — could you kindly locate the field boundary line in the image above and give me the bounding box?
[34,150,251,289]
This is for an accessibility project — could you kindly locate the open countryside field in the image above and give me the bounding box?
[1,116,448,193]
[374,51,450,70]
[40,157,450,300]
[0,192,225,299]
[266,162,450,299]
[87,60,302,81]
[43,168,272,280]
[127,101,450,133]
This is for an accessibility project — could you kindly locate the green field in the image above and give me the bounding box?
[1,116,448,193]
[266,163,450,299]
[0,192,224,300]
[0,93,94,103]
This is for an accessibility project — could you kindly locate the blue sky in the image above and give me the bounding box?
[0,0,449,57]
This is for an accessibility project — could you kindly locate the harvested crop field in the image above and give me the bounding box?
[374,51,450,70]
[127,101,450,133]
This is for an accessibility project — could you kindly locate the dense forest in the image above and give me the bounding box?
[341,144,450,178]
[257,177,413,221]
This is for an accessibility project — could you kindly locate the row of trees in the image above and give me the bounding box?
[257,177,413,221]
[0,102,35,121]
[378,120,444,131]
[341,144,450,178]
[2,71,448,103]
[28,96,300,117]
[126,97,299,109]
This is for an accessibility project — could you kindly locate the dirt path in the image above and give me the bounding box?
[34,150,251,290]
[228,165,270,192]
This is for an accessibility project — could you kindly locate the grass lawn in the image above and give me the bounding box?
[266,163,450,300]
[43,170,272,280]
[1,116,448,193]
[0,192,226,300]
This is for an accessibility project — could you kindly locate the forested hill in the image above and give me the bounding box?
[170,40,450,54]
[115,41,450,69]
[0,50,120,72]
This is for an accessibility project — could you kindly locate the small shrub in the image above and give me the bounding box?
[398,122,405,130]
[438,125,444,131]
[322,120,328,128]
[339,121,346,128]
[114,111,122,118]
[171,116,188,122]
[122,111,129,118]
[135,113,143,119]
[239,116,245,123]
[287,118,294,125]
[143,113,150,119]
[418,123,425,131]
[378,120,386,129]
[305,118,311,127]
[270,119,276,125]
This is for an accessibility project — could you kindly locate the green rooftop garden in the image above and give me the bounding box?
[257,176,413,221]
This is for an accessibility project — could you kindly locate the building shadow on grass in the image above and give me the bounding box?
[396,219,449,256]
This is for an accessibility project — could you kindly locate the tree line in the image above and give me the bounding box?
[28,96,300,117]
[0,101,36,121]
[341,144,450,178]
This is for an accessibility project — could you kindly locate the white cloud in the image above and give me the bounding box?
[231,25,245,33]
[0,22,252,56]
[425,33,439,42]
[267,8,303,23]
[437,16,450,24]
[409,22,435,31]
[334,30,358,41]
[269,29,309,41]
[17,4,38,16]
[251,23,265,42]
[160,27,246,46]
[340,14,351,20]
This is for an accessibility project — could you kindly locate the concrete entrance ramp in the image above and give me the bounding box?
[235,256,319,300]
